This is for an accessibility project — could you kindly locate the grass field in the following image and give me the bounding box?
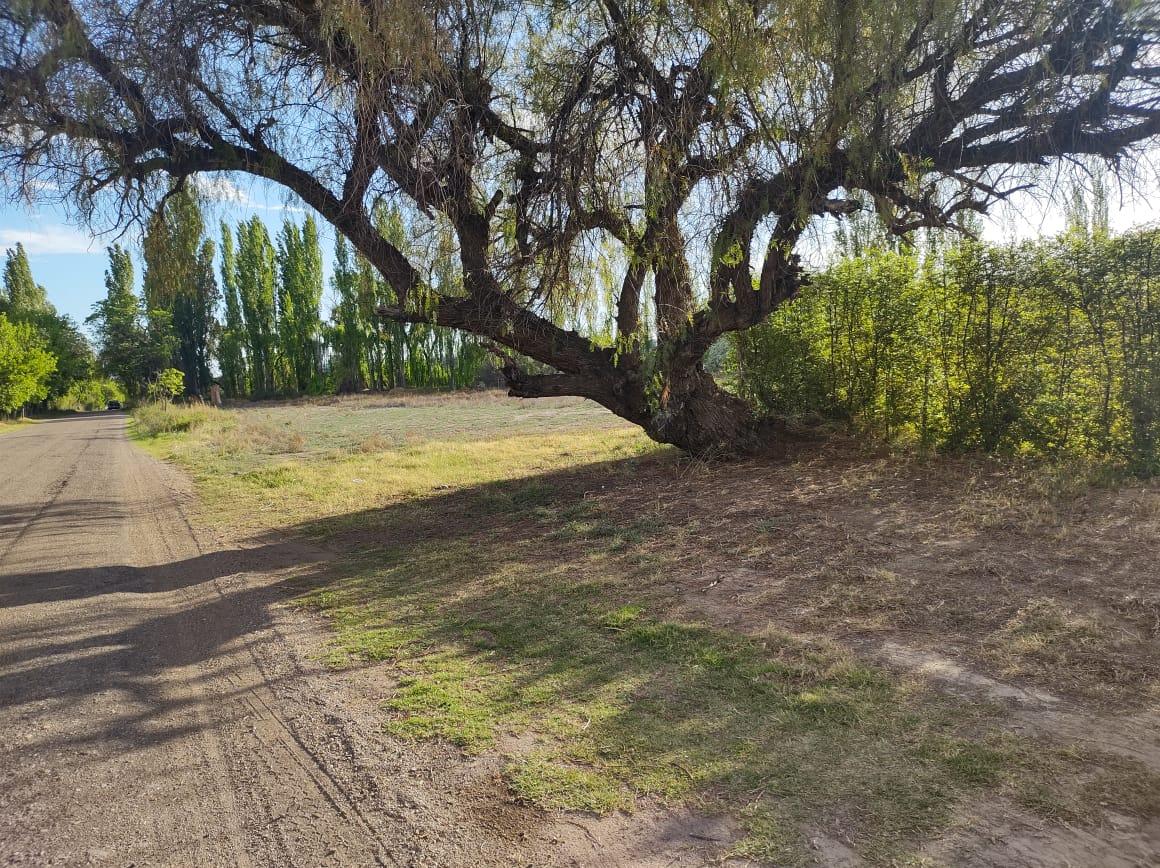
[136,391,1160,864]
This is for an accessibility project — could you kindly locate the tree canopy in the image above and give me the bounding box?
[2,0,1159,450]
[0,313,55,413]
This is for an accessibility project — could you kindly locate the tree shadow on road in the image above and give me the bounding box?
[0,513,321,607]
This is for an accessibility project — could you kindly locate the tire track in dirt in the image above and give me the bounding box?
[0,414,394,866]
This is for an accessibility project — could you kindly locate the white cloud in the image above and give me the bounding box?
[0,225,96,255]
[193,175,250,205]
[192,175,306,213]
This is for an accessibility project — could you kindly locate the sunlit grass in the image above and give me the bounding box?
[134,392,656,535]
[0,416,34,435]
[294,535,1099,865]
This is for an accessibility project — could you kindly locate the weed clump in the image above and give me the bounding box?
[133,401,222,436]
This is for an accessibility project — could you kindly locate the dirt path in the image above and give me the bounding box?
[0,413,405,865]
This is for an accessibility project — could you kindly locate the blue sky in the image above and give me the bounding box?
[2,168,1157,332]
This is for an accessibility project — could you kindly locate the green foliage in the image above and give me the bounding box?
[144,190,216,396]
[0,313,56,413]
[731,226,1160,470]
[1,243,50,314]
[275,215,325,393]
[1,243,93,406]
[132,400,221,436]
[55,376,125,411]
[234,217,278,395]
[217,223,249,398]
[87,245,173,399]
[329,235,366,392]
[149,367,186,402]
[324,207,486,393]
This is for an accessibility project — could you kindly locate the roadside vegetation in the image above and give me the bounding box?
[0,244,108,418]
[3,0,1159,858]
[0,415,33,435]
[135,393,1160,863]
[730,205,1160,472]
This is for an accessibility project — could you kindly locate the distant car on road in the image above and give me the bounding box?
[106,400,122,411]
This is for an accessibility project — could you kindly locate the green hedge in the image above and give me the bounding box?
[730,228,1160,470]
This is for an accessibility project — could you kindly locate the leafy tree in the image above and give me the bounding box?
[0,313,55,414]
[2,243,93,405]
[57,377,125,411]
[731,221,1160,469]
[275,216,324,392]
[329,236,367,393]
[4,0,1160,451]
[234,217,278,395]
[1,244,50,314]
[217,223,249,397]
[88,245,172,398]
[30,311,93,406]
[143,189,215,395]
[170,237,218,395]
[149,367,187,403]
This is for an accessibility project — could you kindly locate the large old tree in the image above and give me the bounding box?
[2,0,1159,451]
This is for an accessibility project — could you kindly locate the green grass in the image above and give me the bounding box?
[132,401,224,436]
[134,392,1160,863]
[133,392,653,535]
[0,416,33,435]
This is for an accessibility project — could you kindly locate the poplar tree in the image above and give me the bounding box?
[274,219,301,392]
[1,244,50,314]
[274,216,324,393]
[2,243,93,405]
[235,218,277,395]
[217,223,249,397]
[142,189,213,394]
[87,245,171,398]
[330,236,366,392]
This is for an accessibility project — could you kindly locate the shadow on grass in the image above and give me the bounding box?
[268,452,1101,863]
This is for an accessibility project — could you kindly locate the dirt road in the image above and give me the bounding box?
[0,414,414,866]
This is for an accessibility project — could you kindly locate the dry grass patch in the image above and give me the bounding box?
[984,599,1137,698]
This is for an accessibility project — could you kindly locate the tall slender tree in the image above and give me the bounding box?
[87,245,170,398]
[217,223,249,397]
[3,243,93,405]
[275,216,326,393]
[169,237,219,394]
[295,215,325,389]
[235,217,278,395]
[330,236,366,393]
[1,244,51,314]
[142,189,213,394]
[274,219,300,392]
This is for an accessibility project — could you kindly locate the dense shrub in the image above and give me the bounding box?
[133,401,222,436]
[730,227,1160,471]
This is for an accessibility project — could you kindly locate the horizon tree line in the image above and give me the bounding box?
[87,191,488,401]
[0,243,97,415]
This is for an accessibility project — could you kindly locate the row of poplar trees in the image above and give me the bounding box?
[89,191,486,400]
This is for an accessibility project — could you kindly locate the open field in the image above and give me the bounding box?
[135,391,1160,865]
